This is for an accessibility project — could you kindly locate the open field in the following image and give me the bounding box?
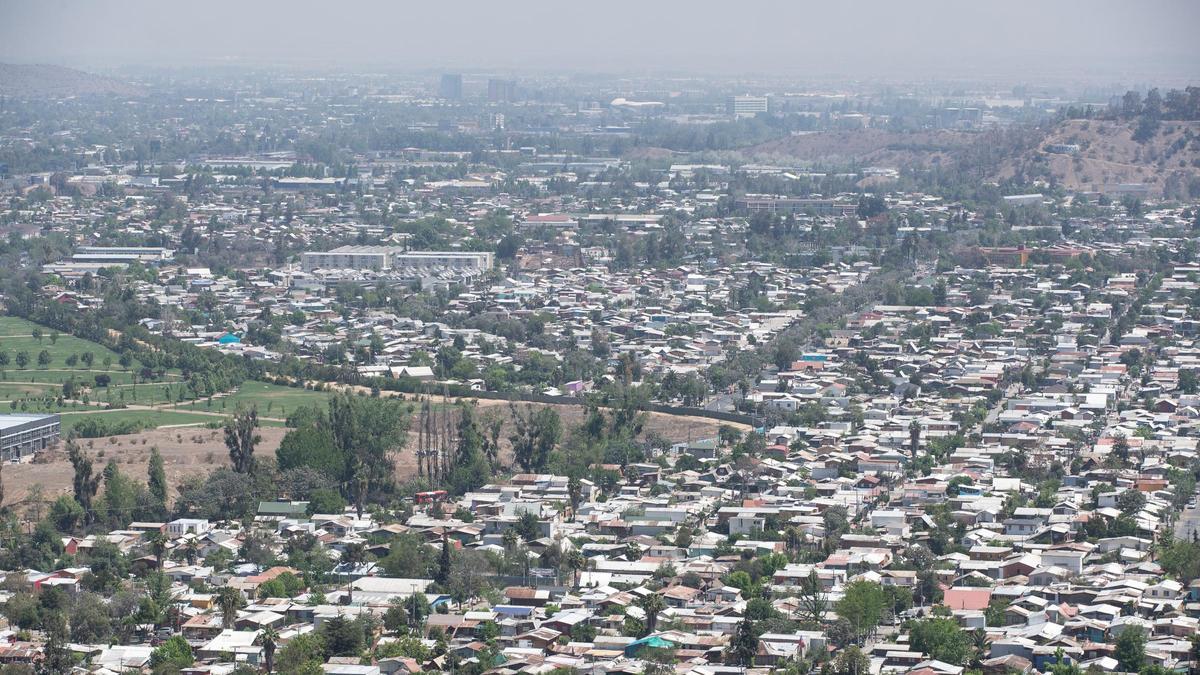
[172,380,332,418]
[3,425,289,509]
[0,316,125,364]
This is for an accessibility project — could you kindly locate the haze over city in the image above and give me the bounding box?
[1,0,1199,84]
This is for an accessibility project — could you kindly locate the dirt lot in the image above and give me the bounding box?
[392,400,743,477]
[4,398,742,515]
[4,426,288,512]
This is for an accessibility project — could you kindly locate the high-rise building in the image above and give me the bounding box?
[439,73,463,100]
[487,78,517,103]
[728,95,769,118]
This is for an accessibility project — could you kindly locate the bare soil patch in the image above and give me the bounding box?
[4,426,287,512]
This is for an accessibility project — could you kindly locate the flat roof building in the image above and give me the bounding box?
[734,196,858,217]
[301,246,494,275]
[0,413,61,460]
[71,246,175,264]
[729,95,769,118]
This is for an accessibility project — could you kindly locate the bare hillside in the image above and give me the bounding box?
[997,118,1200,196]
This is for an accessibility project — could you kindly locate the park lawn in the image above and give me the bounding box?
[0,316,52,336]
[105,381,183,406]
[0,382,60,399]
[0,369,143,385]
[60,409,224,434]
[0,318,125,365]
[177,380,331,419]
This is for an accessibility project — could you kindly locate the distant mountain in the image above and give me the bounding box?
[0,63,144,97]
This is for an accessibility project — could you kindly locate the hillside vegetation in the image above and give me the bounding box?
[741,128,976,167]
[997,118,1200,197]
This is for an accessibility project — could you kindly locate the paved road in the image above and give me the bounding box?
[1176,504,1200,541]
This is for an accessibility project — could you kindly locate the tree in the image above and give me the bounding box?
[1116,488,1146,516]
[404,592,430,630]
[567,475,582,521]
[217,586,244,629]
[321,615,365,657]
[515,512,541,542]
[1114,626,1146,672]
[447,549,489,610]
[36,350,51,368]
[147,447,168,507]
[638,592,666,635]
[14,351,28,369]
[328,394,408,517]
[907,618,971,665]
[149,635,194,670]
[509,404,561,473]
[725,617,758,666]
[275,632,327,673]
[798,570,828,624]
[379,534,436,579]
[1180,369,1199,395]
[224,405,261,474]
[307,488,346,516]
[564,549,586,586]
[835,580,886,642]
[834,645,870,675]
[147,530,167,570]
[40,611,74,674]
[260,625,280,673]
[436,534,453,586]
[67,592,111,643]
[182,538,201,566]
[277,424,343,476]
[67,440,101,528]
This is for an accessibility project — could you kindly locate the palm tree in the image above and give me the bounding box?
[637,592,666,635]
[260,625,279,673]
[564,549,586,587]
[783,526,803,553]
[970,628,991,668]
[147,530,167,570]
[567,476,582,522]
[183,538,200,566]
[217,586,244,629]
[908,419,921,458]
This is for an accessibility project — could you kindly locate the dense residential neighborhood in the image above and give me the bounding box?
[1,7,1200,673]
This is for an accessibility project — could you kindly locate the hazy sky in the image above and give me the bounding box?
[1,0,1198,84]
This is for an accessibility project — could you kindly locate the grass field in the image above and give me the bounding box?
[0,316,190,408]
[0,317,125,365]
[174,380,331,419]
[59,409,224,434]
